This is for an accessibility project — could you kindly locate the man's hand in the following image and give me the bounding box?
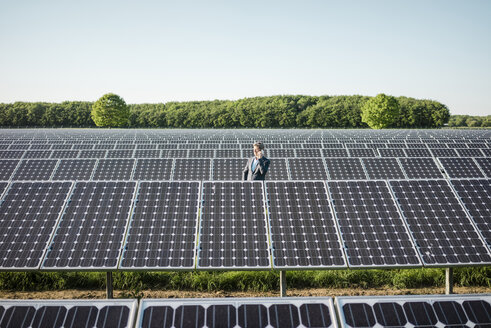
[255,151,263,159]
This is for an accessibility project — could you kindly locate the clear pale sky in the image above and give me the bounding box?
[0,0,490,115]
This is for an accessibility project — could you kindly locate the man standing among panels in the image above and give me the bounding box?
[243,141,270,181]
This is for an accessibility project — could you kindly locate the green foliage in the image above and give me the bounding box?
[0,95,455,128]
[1,268,489,292]
[361,94,400,129]
[448,115,491,128]
[91,93,129,127]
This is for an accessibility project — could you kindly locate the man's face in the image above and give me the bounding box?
[254,146,262,158]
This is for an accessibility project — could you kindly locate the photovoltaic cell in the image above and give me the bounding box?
[289,158,328,180]
[336,294,491,328]
[213,158,247,180]
[296,148,322,157]
[362,158,405,179]
[0,160,18,180]
[328,181,420,267]
[268,149,295,158]
[23,150,52,159]
[389,180,491,266]
[197,182,270,269]
[173,159,211,180]
[52,159,96,180]
[12,159,57,180]
[348,148,376,158]
[398,157,444,179]
[106,150,134,158]
[450,179,491,247]
[92,159,135,180]
[430,148,457,157]
[0,150,25,159]
[134,149,160,158]
[51,150,79,159]
[42,181,136,269]
[133,159,173,180]
[378,148,406,157]
[78,150,106,158]
[120,181,199,269]
[322,148,349,157]
[439,157,485,178]
[457,148,484,157]
[0,299,137,328]
[325,158,366,180]
[0,182,72,269]
[266,158,289,180]
[136,297,337,328]
[265,181,346,268]
[215,149,241,158]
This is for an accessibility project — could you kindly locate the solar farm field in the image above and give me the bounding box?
[0,128,490,328]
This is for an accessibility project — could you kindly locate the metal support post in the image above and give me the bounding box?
[445,268,453,295]
[280,271,287,297]
[106,272,113,299]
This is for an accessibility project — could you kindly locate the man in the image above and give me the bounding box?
[243,141,270,181]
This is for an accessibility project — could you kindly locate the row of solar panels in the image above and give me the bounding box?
[0,180,489,271]
[0,157,489,181]
[1,294,489,328]
[1,146,490,158]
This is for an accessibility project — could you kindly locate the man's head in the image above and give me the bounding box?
[253,141,265,158]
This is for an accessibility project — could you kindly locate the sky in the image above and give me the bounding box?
[0,0,490,116]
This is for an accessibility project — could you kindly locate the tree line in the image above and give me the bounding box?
[447,115,491,128]
[0,95,456,128]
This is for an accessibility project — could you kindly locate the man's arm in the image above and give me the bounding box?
[256,158,270,175]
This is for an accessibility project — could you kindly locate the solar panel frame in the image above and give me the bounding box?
[119,181,200,270]
[437,157,486,178]
[196,181,271,270]
[41,181,138,271]
[0,299,138,328]
[265,180,347,269]
[327,180,422,268]
[335,294,491,328]
[136,297,339,328]
[388,179,491,267]
[0,181,74,271]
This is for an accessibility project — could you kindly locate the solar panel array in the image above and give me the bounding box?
[0,129,489,272]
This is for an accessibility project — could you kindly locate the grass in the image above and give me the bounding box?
[0,267,489,292]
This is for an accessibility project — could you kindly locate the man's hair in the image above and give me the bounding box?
[253,141,265,150]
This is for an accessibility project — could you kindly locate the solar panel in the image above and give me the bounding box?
[173,159,211,180]
[51,150,79,159]
[335,294,491,328]
[389,180,491,266]
[265,181,346,268]
[52,159,96,180]
[92,159,135,180]
[474,157,491,177]
[325,158,366,180]
[0,182,72,270]
[430,148,457,157]
[0,299,137,328]
[213,158,247,180]
[188,149,212,158]
[289,158,328,180]
[106,150,134,158]
[133,159,173,180]
[322,148,349,157]
[450,179,491,247]
[328,181,421,267]
[134,149,161,158]
[457,148,484,157]
[42,181,137,269]
[216,149,242,158]
[348,148,376,158]
[197,181,270,269]
[296,148,322,157]
[398,158,444,179]
[136,297,338,328]
[12,159,57,180]
[120,181,199,269]
[78,149,106,159]
[404,148,432,157]
[268,148,295,158]
[0,182,8,199]
[438,157,485,178]
[378,148,406,157]
[0,160,18,180]
[23,150,52,159]
[161,149,188,158]
[265,158,289,180]
[0,150,24,159]
[362,158,405,179]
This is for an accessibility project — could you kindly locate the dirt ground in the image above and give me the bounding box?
[0,286,489,299]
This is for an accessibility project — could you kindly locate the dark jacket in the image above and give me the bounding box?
[243,156,270,181]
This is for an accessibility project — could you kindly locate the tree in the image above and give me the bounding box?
[361,93,400,129]
[91,93,129,127]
